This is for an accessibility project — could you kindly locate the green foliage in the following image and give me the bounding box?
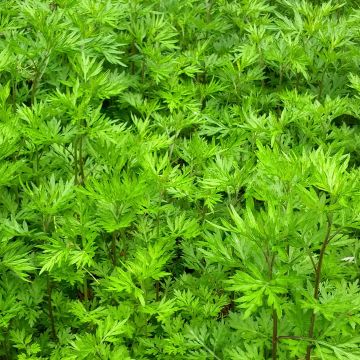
[0,0,359,359]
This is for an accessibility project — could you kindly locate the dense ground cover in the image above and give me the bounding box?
[0,0,360,359]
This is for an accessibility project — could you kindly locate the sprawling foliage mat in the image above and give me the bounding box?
[0,0,360,359]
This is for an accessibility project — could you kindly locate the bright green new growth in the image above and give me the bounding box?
[0,0,360,359]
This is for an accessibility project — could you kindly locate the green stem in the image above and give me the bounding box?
[111,231,117,266]
[141,60,145,82]
[268,253,278,360]
[305,214,333,360]
[205,0,211,23]
[74,138,78,185]
[318,69,326,101]
[2,327,11,359]
[157,190,163,237]
[43,220,57,341]
[155,281,160,301]
[272,308,278,360]
[295,73,300,91]
[31,72,40,105]
[33,145,40,185]
[47,275,57,341]
[11,80,17,111]
[30,53,50,105]
[83,276,88,303]
[279,66,283,88]
[131,41,136,75]
[78,133,85,185]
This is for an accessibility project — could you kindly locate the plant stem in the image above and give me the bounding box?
[78,133,85,185]
[318,69,326,101]
[205,0,212,23]
[2,327,11,359]
[155,280,160,301]
[295,73,300,91]
[31,72,40,105]
[11,80,17,111]
[111,231,117,266]
[268,253,278,360]
[82,229,89,305]
[74,138,78,185]
[141,60,145,82]
[74,119,86,186]
[279,66,283,87]
[131,41,136,75]
[308,251,317,272]
[33,145,40,185]
[272,308,278,360]
[157,189,163,237]
[47,275,57,341]
[305,214,333,360]
[83,276,88,303]
[42,219,57,341]
[30,54,50,105]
